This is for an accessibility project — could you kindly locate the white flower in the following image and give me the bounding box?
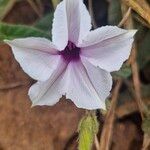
[4,0,136,110]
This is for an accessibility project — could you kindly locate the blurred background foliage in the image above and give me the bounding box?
[0,0,149,149]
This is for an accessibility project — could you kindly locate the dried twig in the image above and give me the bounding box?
[130,44,150,150]
[118,7,131,28]
[99,79,122,150]
[130,44,146,119]
[133,13,150,29]
[142,134,150,150]
[123,0,150,25]
[94,135,100,150]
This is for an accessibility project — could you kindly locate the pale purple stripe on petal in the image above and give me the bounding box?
[80,29,136,72]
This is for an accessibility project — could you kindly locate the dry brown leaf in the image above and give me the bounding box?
[123,0,150,25]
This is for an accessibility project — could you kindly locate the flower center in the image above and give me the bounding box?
[60,41,80,61]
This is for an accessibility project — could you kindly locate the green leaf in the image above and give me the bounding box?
[78,113,99,150]
[0,23,51,41]
[142,116,150,135]
[137,28,150,69]
[113,64,132,79]
[35,13,53,33]
[51,0,60,9]
[108,0,122,25]
[141,83,150,98]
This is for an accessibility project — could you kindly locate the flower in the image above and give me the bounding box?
[4,0,136,110]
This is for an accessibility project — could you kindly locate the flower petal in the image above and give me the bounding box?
[5,38,60,81]
[31,60,109,110]
[65,0,91,44]
[62,61,108,110]
[29,58,67,106]
[52,1,68,50]
[80,26,136,72]
[4,37,58,54]
[79,26,127,47]
[81,56,112,102]
[52,0,91,49]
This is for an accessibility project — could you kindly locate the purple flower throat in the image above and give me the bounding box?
[59,41,80,61]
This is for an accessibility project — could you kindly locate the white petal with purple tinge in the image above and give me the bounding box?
[5,38,60,81]
[29,57,67,106]
[81,56,112,102]
[52,1,68,50]
[61,61,106,109]
[65,0,91,44]
[4,0,136,110]
[81,28,136,72]
[52,0,91,49]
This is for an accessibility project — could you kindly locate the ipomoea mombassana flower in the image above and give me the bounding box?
[5,0,136,110]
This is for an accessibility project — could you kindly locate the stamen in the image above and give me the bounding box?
[60,41,80,61]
